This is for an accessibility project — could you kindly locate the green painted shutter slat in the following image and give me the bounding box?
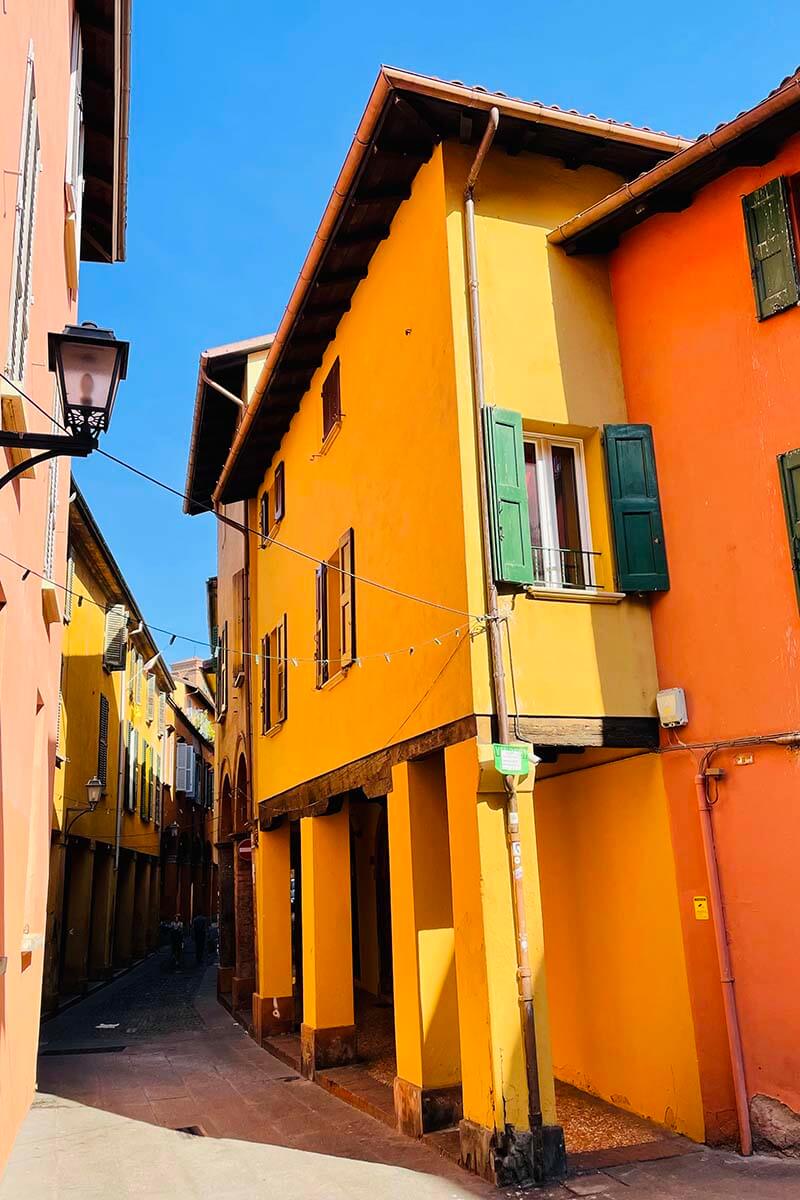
[778,448,800,608]
[743,178,799,320]
[484,407,534,586]
[605,424,669,592]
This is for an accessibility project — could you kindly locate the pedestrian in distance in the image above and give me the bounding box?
[170,913,184,969]
[192,911,208,966]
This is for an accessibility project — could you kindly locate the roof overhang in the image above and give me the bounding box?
[77,0,132,263]
[209,66,690,505]
[184,335,274,515]
[550,71,800,254]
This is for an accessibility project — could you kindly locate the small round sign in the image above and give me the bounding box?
[238,838,253,860]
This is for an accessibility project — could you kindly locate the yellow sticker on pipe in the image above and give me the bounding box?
[693,896,710,921]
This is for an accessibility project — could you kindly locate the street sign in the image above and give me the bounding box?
[238,838,253,860]
[492,743,530,776]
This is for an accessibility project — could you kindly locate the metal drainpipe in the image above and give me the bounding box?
[694,764,753,1155]
[463,107,545,1170]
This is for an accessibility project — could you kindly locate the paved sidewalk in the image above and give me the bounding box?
[4,950,800,1198]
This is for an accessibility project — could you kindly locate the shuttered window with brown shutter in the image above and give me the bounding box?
[315,530,356,686]
[262,617,288,731]
[322,358,341,442]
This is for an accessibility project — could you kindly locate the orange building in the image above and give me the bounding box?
[552,69,800,1155]
[0,0,130,1170]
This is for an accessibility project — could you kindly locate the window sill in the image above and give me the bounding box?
[263,719,286,739]
[318,666,349,693]
[318,420,342,457]
[524,585,625,605]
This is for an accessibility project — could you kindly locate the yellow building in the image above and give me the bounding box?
[185,70,703,1185]
[43,484,174,1011]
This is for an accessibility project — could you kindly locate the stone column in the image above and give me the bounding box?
[444,737,562,1185]
[147,860,161,951]
[232,839,256,1013]
[131,857,151,960]
[388,757,463,1137]
[252,822,294,1042]
[41,840,66,1013]
[62,842,95,993]
[300,801,356,1077]
[114,852,136,966]
[88,847,115,979]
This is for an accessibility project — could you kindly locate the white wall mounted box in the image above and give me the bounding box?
[657,687,688,728]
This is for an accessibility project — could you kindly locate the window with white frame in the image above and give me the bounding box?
[6,47,40,385]
[64,14,85,283]
[523,434,596,590]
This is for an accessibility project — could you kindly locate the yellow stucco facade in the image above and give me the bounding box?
[197,109,703,1184]
[43,487,172,1010]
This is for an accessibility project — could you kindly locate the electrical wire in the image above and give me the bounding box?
[0,370,483,622]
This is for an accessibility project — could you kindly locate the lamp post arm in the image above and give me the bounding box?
[0,433,95,492]
[64,806,94,840]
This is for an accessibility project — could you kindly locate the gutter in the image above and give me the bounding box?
[549,73,800,248]
[211,70,689,506]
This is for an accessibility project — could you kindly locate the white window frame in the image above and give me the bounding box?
[524,433,597,591]
[64,14,85,282]
[6,44,41,387]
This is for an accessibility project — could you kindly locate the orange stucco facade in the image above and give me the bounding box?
[0,2,79,1168]
[609,131,800,1143]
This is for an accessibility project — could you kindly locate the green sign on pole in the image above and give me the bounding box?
[492,743,530,776]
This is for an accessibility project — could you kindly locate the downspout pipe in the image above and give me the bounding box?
[464,108,547,1178]
[694,765,753,1155]
[200,365,244,410]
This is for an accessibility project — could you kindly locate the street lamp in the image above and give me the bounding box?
[0,322,129,491]
[64,776,104,839]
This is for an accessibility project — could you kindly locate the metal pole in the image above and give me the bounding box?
[463,108,545,1168]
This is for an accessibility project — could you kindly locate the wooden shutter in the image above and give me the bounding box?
[322,357,341,441]
[146,673,155,723]
[484,408,534,586]
[218,623,228,713]
[778,448,800,608]
[261,632,269,732]
[260,491,269,546]
[273,615,288,724]
[176,741,189,792]
[605,424,669,592]
[129,727,138,812]
[338,530,356,667]
[97,694,109,787]
[274,462,285,522]
[103,604,128,671]
[64,556,75,623]
[315,564,328,688]
[206,765,214,810]
[743,178,799,320]
[158,690,166,736]
[139,747,147,819]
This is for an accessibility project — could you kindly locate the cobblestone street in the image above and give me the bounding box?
[2,948,800,1198]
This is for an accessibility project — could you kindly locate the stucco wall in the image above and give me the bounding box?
[535,753,704,1141]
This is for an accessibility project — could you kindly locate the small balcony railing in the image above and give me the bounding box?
[531,545,603,591]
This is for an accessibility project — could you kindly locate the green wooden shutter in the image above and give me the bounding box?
[778,448,800,608]
[605,424,669,592]
[743,178,799,320]
[484,407,534,586]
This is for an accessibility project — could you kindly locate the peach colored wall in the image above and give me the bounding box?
[0,0,79,1172]
[609,131,800,1139]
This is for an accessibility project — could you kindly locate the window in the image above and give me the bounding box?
[261,615,288,732]
[158,690,166,736]
[97,694,109,788]
[322,357,341,442]
[743,177,799,320]
[778,447,800,609]
[140,747,148,820]
[64,13,84,289]
[232,568,246,685]
[154,752,162,827]
[260,462,286,544]
[524,435,594,589]
[146,673,156,723]
[103,604,127,671]
[205,764,214,810]
[217,622,228,715]
[6,47,40,385]
[127,725,138,813]
[43,459,58,580]
[64,555,75,623]
[485,408,669,594]
[315,529,355,687]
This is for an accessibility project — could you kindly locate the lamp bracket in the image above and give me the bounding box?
[0,432,96,492]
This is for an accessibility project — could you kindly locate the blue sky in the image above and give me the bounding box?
[75,0,800,656]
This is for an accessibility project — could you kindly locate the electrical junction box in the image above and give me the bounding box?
[656,687,688,728]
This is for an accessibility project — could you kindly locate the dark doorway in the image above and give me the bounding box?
[289,820,303,1026]
[374,804,393,1001]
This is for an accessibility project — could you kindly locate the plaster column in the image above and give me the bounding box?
[300,801,356,1077]
[161,852,178,924]
[232,839,256,1013]
[114,853,136,966]
[147,860,161,951]
[252,822,294,1042]
[444,737,559,1184]
[62,842,95,993]
[389,757,463,1137]
[41,840,66,1013]
[88,848,115,979]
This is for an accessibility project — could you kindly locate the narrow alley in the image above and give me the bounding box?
[2,945,800,1199]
